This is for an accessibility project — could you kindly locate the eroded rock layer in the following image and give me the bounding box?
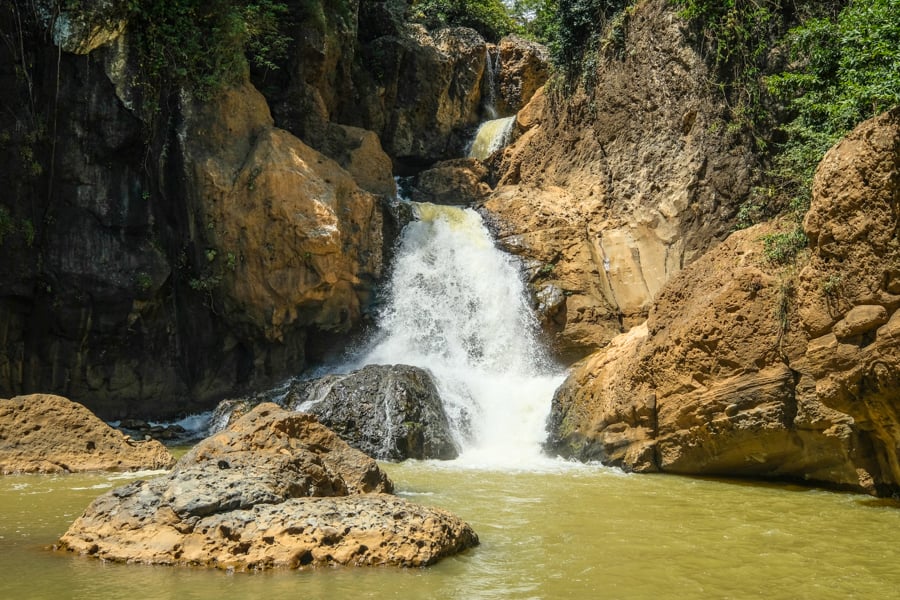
[547,107,900,496]
[0,394,174,474]
[58,403,479,569]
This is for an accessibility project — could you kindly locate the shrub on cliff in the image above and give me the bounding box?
[411,0,517,41]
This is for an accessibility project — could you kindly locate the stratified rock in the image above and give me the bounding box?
[288,365,458,461]
[410,159,491,206]
[0,394,174,474]
[484,0,757,360]
[58,403,478,569]
[493,35,550,116]
[546,107,900,496]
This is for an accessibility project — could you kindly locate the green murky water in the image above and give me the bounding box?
[2,461,899,600]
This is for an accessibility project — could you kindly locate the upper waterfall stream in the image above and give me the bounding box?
[348,202,564,467]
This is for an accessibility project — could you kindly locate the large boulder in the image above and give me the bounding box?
[288,365,458,461]
[210,365,458,461]
[493,35,550,116]
[483,0,757,360]
[0,394,174,474]
[57,403,478,569]
[546,107,900,496]
[409,159,492,206]
[180,81,385,346]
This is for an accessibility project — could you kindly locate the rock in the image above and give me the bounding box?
[350,25,488,166]
[516,85,547,131]
[57,403,478,569]
[320,123,397,196]
[52,2,125,54]
[832,305,889,341]
[288,365,458,461]
[0,394,174,474]
[410,159,492,206]
[546,107,900,496]
[181,81,385,344]
[211,365,459,461]
[483,0,757,359]
[493,35,550,116]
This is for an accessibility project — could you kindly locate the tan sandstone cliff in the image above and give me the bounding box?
[546,107,900,496]
[482,0,757,361]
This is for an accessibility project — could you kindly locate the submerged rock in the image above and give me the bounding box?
[58,403,478,569]
[0,394,174,474]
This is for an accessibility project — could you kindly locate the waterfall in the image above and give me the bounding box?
[467,116,516,160]
[483,48,499,120]
[354,202,564,467]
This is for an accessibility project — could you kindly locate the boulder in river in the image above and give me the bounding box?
[288,364,459,461]
[57,403,478,569]
[0,394,175,474]
[211,365,459,461]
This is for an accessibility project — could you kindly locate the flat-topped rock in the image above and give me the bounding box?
[0,394,174,474]
[58,403,478,569]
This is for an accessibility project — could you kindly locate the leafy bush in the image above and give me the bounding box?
[766,0,900,212]
[550,0,630,69]
[64,0,290,102]
[411,0,517,41]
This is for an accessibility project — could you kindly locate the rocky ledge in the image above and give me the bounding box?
[57,403,478,569]
[0,394,174,474]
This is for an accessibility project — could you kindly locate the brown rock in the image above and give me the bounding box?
[57,403,478,569]
[546,107,900,495]
[411,159,492,206]
[494,35,550,116]
[0,394,174,474]
[516,85,547,131]
[832,305,889,341]
[483,0,757,359]
[181,82,385,343]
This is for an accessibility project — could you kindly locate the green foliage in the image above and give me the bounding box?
[550,0,630,70]
[671,0,783,134]
[64,0,290,102]
[766,0,900,213]
[411,0,517,41]
[761,225,807,265]
[129,0,290,101]
[0,206,14,246]
[508,0,560,44]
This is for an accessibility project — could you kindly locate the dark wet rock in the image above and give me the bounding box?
[211,365,458,461]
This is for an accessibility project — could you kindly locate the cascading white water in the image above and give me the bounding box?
[467,115,516,160]
[354,202,564,468]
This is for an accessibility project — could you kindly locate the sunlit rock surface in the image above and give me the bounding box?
[547,107,900,496]
[0,394,174,474]
[58,403,478,569]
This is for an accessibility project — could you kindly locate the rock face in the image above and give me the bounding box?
[211,365,458,461]
[482,0,757,360]
[0,394,174,474]
[288,365,458,461]
[58,403,478,569]
[0,18,391,418]
[181,82,386,346]
[547,107,900,496]
[493,35,550,116]
[351,25,489,167]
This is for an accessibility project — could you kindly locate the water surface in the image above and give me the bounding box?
[2,462,898,600]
